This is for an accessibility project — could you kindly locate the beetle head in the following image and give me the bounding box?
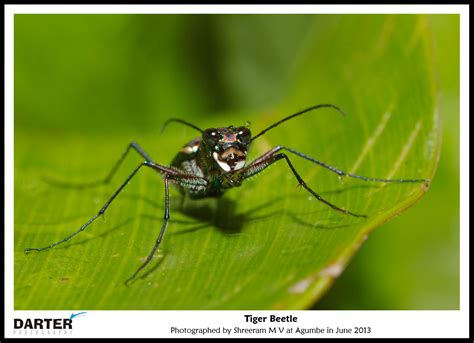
[202,125,251,172]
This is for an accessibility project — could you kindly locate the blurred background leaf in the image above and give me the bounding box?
[14,14,457,310]
[315,14,459,310]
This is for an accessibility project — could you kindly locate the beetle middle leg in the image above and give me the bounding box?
[124,175,170,285]
[26,159,208,282]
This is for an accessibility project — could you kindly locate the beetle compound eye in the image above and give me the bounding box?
[206,129,218,137]
[203,128,220,145]
[237,127,251,143]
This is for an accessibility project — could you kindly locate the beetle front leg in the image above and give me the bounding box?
[258,146,429,184]
[242,153,367,218]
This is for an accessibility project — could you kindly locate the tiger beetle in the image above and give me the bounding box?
[24,104,429,284]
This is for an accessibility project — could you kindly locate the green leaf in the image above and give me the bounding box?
[14,14,440,309]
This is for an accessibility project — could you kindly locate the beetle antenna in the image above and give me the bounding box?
[161,118,204,134]
[250,104,346,142]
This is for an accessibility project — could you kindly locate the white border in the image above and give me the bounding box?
[3,4,467,14]
[5,1,15,324]
[459,4,470,323]
[4,4,469,339]
[5,310,470,338]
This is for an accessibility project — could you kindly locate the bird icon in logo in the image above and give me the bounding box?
[69,312,87,320]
